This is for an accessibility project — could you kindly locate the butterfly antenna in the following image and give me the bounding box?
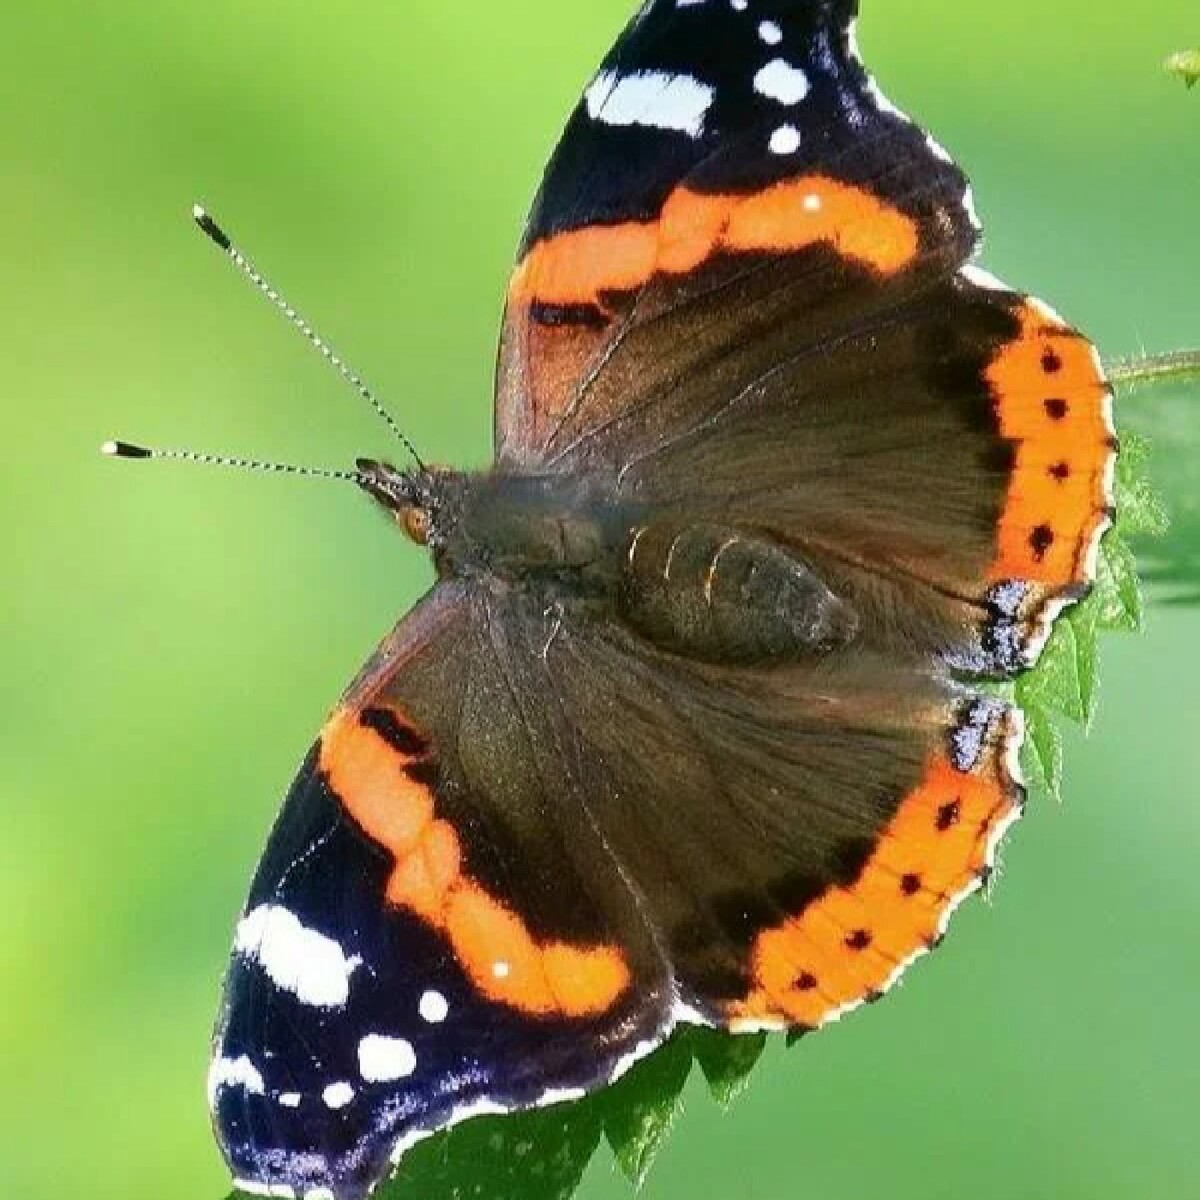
[191,204,426,469]
[101,439,364,484]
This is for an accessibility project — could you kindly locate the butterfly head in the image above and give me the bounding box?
[355,459,464,549]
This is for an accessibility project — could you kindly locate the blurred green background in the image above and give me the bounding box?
[4,1,1198,1198]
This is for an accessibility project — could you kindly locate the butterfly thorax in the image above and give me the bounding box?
[358,461,857,664]
[359,461,632,587]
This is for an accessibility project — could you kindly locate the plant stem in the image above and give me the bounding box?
[1106,350,1200,389]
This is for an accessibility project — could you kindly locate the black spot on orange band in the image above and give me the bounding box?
[726,750,1019,1029]
[987,301,1115,586]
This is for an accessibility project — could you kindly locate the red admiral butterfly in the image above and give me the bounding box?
[125,2,1118,1197]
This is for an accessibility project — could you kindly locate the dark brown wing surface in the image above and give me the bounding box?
[502,592,1022,1030]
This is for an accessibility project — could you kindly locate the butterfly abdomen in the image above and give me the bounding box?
[620,521,858,664]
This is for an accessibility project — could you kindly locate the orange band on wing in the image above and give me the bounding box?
[987,302,1115,585]
[320,707,631,1018]
[727,753,1019,1029]
[509,176,920,309]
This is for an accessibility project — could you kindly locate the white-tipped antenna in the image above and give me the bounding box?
[190,203,424,469]
[101,438,363,484]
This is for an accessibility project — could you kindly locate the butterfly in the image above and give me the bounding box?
[203,1,1116,1197]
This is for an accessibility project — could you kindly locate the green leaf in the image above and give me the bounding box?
[599,1034,693,1187]
[1067,592,1102,728]
[1021,704,1065,804]
[384,1100,603,1200]
[1012,590,1101,736]
[1016,614,1083,725]
[1114,431,1170,540]
[1165,50,1200,88]
[1095,533,1144,633]
[687,1027,768,1108]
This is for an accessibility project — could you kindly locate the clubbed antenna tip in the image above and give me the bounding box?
[102,440,153,460]
[191,203,232,252]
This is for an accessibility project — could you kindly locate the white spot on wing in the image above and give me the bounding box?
[769,125,801,155]
[758,20,783,45]
[754,59,811,105]
[359,1034,418,1083]
[419,989,449,1023]
[207,1055,265,1107]
[322,1081,355,1110]
[586,69,714,137]
[278,1092,302,1108]
[235,905,361,1008]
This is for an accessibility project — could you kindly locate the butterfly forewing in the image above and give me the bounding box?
[212,586,673,1197]
[496,0,978,467]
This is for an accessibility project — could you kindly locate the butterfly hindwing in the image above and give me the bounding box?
[539,603,1023,1027]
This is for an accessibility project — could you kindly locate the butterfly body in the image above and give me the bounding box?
[209,3,1116,1198]
[361,461,855,665]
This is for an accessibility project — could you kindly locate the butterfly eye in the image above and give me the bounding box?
[401,506,432,546]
